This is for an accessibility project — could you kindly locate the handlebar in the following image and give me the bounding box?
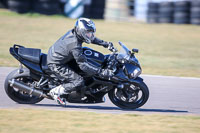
[106,42,118,69]
[107,51,117,70]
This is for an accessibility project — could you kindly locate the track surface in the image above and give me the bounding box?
[1,67,200,114]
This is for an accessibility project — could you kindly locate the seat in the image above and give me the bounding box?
[18,47,41,64]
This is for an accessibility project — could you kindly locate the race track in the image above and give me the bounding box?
[1,67,200,114]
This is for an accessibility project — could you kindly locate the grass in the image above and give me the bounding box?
[0,9,200,77]
[0,108,199,133]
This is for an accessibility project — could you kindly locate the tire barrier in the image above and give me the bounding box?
[147,2,159,23]
[7,0,61,15]
[33,0,61,15]
[190,1,200,25]
[128,0,134,16]
[158,2,174,23]
[0,0,8,8]
[90,0,105,19]
[5,0,105,18]
[173,1,190,24]
[147,0,200,25]
[0,2,4,8]
[7,0,31,13]
[83,4,91,18]
[83,0,105,19]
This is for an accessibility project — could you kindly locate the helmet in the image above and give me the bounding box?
[74,18,96,44]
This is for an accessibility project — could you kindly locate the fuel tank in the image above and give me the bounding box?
[83,47,105,64]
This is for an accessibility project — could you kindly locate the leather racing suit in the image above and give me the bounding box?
[47,29,109,93]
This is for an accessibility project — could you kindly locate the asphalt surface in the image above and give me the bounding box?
[1,67,200,115]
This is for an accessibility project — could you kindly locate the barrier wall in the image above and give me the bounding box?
[147,0,200,25]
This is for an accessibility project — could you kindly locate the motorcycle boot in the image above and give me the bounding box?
[49,85,67,106]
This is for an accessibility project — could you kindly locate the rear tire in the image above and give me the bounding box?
[108,81,149,109]
[4,69,44,104]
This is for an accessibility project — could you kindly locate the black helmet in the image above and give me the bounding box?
[74,18,96,44]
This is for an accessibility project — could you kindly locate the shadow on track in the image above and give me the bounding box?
[33,104,188,113]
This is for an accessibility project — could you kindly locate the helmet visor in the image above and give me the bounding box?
[85,31,95,41]
[82,30,95,43]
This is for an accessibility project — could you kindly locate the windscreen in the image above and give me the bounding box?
[117,42,131,62]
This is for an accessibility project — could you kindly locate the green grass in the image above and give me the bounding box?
[0,9,200,77]
[0,108,199,133]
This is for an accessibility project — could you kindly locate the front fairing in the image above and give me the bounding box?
[115,42,142,79]
[117,42,140,67]
[111,67,143,84]
[111,68,129,82]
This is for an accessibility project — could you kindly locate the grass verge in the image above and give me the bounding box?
[0,9,200,77]
[0,108,200,133]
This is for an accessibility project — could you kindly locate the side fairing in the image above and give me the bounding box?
[111,68,129,82]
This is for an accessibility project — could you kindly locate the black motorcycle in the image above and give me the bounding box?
[5,41,149,109]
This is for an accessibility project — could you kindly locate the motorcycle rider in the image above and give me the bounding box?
[47,18,115,105]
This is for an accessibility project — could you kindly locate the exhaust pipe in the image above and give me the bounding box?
[8,79,48,98]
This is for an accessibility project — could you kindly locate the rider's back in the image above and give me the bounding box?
[47,29,80,65]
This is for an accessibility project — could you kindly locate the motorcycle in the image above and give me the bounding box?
[4,41,149,109]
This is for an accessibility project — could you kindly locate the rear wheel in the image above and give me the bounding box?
[4,69,44,104]
[108,81,149,109]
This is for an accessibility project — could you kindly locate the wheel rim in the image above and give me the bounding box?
[112,84,146,108]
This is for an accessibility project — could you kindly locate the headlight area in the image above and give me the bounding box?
[130,67,142,79]
[123,63,142,79]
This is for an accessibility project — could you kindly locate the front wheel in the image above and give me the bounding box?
[108,81,149,109]
[4,69,44,104]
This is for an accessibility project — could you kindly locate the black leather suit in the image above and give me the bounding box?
[47,29,109,92]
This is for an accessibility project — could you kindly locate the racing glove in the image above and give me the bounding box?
[107,42,115,52]
[98,40,113,49]
[100,41,110,48]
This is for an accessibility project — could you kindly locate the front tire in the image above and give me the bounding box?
[4,69,44,104]
[108,81,149,109]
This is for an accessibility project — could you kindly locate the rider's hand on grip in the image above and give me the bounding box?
[108,42,116,52]
[99,68,114,78]
[101,41,110,48]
